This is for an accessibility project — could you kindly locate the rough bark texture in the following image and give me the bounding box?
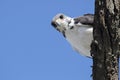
[91,0,120,80]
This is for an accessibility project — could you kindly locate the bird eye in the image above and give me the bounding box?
[59,15,64,19]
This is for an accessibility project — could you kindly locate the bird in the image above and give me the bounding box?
[51,13,94,57]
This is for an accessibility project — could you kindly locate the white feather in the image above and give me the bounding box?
[65,26,93,57]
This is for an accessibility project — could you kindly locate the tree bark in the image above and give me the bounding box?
[91,0,120,80]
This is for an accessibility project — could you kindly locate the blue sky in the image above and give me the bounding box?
[0,0,95,80]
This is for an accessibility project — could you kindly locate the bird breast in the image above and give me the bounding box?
[65,26,93,57]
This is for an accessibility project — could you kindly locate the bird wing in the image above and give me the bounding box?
[73,14,94,26]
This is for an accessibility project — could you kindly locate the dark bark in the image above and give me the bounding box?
[91,0,120,80]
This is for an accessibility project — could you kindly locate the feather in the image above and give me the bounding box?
[74,14,94,26]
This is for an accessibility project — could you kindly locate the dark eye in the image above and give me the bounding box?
[59,15,64,19]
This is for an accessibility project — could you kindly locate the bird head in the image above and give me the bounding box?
[51,13,73,34]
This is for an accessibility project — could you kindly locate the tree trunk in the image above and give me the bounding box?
[91,0,120,80]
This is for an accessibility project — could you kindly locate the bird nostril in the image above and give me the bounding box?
[51,21,57,28]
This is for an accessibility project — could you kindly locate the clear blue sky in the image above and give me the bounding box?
[0,0,95,80]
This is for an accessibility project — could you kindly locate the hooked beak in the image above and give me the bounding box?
[51,21,57,28]
[51,21,60,32]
